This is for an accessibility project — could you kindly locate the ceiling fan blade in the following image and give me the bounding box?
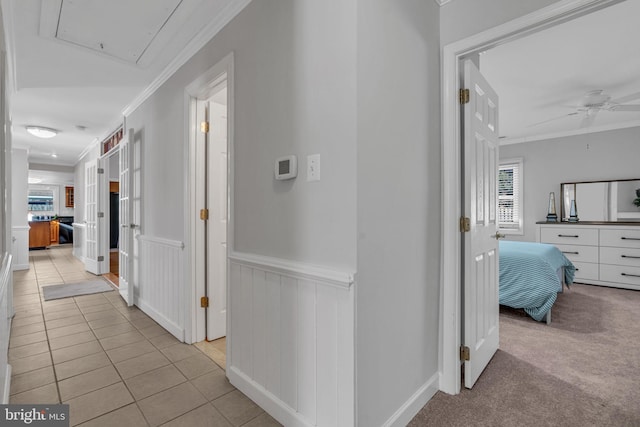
[610,91,640,104]
[527,112,579,127]
[609,104,640,112]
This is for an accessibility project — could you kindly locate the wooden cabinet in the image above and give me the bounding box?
[65,186,74,208]
[538,222,640,290]
[50,220,59,244]
[29,221,51,248]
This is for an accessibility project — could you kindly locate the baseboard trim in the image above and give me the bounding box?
[137,298,184,341]
[12,263,29,271]
[382,372,439,427]
[227,366,314,427]
[2,364,11,404]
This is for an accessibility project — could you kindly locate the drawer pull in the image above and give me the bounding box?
[621,237,640,241]
[621,255,640,259]
[562,251,579,255]
[621,273,640,278]
[558,234,579,238]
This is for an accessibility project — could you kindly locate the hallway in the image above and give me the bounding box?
[9,246,279,426]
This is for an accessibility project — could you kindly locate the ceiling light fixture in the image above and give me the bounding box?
[26,126,58,139]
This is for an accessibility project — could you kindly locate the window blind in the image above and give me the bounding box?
[498,162,520,229]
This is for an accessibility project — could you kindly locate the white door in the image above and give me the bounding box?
[462,59,500,388]
[119,129,135,306]
[84,159,102,275]
[206,97,228,340]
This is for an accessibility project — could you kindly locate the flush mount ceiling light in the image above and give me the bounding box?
[26,126,58,139]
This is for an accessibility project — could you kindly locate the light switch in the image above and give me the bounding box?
[307,154,320,182]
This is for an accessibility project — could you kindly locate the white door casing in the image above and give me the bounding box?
[206,98,228,341]
[119,129,135,306]
[84,159,101,275]
[462,59,500,388]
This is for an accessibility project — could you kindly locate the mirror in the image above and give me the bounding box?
[560,179,640,222]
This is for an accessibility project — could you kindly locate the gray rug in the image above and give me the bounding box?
[42,280,114,301]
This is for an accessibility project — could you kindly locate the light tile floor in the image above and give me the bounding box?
[9,246,281,427]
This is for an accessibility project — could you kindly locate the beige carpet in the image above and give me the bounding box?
[409,283,640,426]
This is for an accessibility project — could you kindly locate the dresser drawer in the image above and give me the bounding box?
[600,246,640,267]
[600,264,640,288]
[571,261,599,282]
[540,227,598,246]
[600,228,640,249]
[554,244,598,263]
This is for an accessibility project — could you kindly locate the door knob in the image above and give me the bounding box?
[494,232,506,240]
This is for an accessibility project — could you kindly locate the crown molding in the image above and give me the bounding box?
[500,120,640,145]
[434,0,453,6]
[122,0,252,117]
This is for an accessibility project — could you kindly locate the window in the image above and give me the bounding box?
[498,158,523,234]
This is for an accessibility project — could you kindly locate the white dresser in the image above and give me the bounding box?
[537,222,640,291]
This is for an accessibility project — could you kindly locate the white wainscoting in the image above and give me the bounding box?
[11,226,29,271]
[137,235,185,341]
[72,223,86,262]
[0,252,13,404]
[227,252,355,427]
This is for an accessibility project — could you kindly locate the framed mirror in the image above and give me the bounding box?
[560,178,640,222]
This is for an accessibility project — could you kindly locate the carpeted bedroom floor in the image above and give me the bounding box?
[409,283,640,426]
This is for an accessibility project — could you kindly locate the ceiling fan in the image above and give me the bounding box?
[530,89,640,128]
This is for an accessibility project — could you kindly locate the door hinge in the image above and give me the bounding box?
[459,216,470,233]
[460,345,470,361]
[459,88,470,105]
[97,255,105,262]
[200,121,210,133]
[97,167,105,174]
[200,296,209,308]
[97,212,105,218]
[200,208,209,221]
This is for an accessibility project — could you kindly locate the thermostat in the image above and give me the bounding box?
[275,155,297,180]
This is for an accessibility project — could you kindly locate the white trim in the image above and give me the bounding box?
[434,0,453,6]
[381,373,439,427]
[498,157,524,235]
[1,364,11,405]
[501,119,640,145]
[184,52,235,344]
[440,0,620,396]
[136,234,185,250]
[11,226,29,230]
[136,298,185,341]
[122,0,251,117]
[229,252,355,290]
[0,0,17,96]
[228,367,315,427]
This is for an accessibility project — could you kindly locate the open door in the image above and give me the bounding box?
[119,129,134,306]
[84,158,103,274]
[206,97,228,340]
[462,59,500,388]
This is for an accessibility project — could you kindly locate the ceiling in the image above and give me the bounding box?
[480,0,640,143]
[2,0,245,166]
[3,1,640,171]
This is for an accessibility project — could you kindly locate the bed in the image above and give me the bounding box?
[499,240,576,323]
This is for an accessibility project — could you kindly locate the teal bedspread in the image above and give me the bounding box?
[499,240,575,322]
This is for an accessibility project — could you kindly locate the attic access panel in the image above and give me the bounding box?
[55,0,182,65]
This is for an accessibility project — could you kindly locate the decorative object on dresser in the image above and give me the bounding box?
[537,223,640,291]
[546,192,558,222]
[568,199,579,222]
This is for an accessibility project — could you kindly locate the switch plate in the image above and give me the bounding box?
[307,154,320,182]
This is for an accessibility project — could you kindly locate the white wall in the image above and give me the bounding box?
[356,1,441,425]
[500,126,640,242]
[11,149,29,270]
[440,0,557,45]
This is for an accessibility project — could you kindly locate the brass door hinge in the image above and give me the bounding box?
[460,345,470,361]
[201,296,209,308]
[459,216,470,233]
[200,121,210,133]
[200,208,209,221]
[459,88,470,105]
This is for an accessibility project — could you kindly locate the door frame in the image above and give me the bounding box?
[184,52,234,344]
[99,145,121,277]
[439,0,619,395]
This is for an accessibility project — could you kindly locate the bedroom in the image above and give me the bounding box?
[423,0,640,422]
